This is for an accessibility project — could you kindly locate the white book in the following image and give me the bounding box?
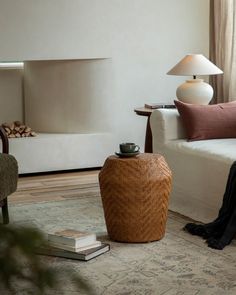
[36,243,110,261]
[49,240,102,252]
[47,229,96,248]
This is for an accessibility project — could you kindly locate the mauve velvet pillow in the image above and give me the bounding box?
[174,100,236,141]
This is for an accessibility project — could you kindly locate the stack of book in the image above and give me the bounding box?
[144,103,176,109]
[36,229,110,261]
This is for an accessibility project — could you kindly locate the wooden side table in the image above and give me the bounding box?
[134,107,154,153]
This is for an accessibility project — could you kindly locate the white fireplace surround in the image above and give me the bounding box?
[6,133,115,174]
[1,59,116,173]
[24,59,113,133]
[0,0,210,174]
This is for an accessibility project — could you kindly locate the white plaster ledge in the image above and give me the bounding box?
[3,133,115,174]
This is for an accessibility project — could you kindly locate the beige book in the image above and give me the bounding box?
[49,240,102,252]
[47,229,96,248]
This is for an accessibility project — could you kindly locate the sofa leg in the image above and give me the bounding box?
[2,198,9,224]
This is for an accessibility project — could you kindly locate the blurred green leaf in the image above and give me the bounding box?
[0,224,93,294]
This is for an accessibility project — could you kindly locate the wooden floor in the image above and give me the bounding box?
[9,169,100,205]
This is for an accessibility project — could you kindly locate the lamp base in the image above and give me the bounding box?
[176,79,213,105]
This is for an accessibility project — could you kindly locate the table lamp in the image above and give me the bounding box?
[167,54,223,104]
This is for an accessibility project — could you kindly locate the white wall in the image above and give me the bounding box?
[0,0,209,153]
[0,69,23,123]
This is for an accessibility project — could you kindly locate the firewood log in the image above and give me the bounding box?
[1,121,37,138]
[19,125,26,133]
[24,127,32,133]
[14,121,21,127]
[10,123,15,131]
[4,127,11,135]
[30,132,36,137]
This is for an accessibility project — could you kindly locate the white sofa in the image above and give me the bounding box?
[150,109,236,223]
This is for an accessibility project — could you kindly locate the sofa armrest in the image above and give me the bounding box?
[0,127,9,154]
[150,109,186,148]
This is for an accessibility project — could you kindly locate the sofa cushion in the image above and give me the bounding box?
[174,100,236,141]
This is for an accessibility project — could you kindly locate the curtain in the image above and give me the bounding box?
[210,0,236,103]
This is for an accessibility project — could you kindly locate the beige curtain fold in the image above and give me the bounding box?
[210,0,236,103]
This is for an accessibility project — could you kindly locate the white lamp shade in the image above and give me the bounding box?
[167,54,223,76]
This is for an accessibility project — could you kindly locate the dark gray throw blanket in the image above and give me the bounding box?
[184,161,236,250]
[0,153,18,201]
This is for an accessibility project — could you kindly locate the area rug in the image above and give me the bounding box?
[9,194,236,295]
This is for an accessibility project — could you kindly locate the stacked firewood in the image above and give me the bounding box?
[1,121,37,138]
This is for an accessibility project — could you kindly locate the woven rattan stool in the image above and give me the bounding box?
[99,153,172,242]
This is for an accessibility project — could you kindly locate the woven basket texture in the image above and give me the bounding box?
[99,153,172,242]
